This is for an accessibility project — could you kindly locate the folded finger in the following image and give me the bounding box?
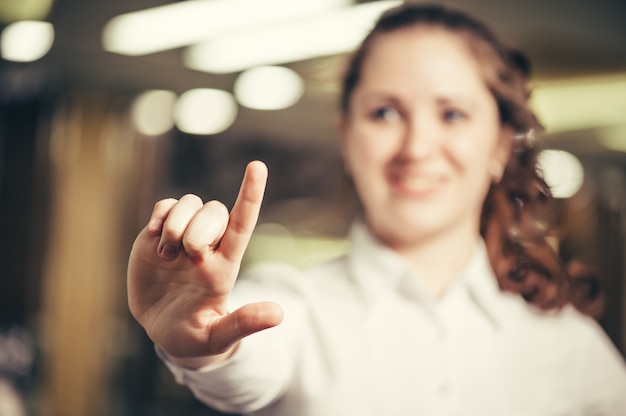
[158,194,204,261]
[182,200,230,262]
[147,198,178,236]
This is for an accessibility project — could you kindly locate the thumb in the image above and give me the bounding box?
[209,301,284,354]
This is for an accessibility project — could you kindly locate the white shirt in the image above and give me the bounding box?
[159,223,626,416]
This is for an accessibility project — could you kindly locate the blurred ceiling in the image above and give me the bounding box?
[1,0,626,148]
[0,0,625,237]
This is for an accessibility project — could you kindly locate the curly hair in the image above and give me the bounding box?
[339,2,602,316]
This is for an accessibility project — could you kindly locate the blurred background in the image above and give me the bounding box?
[0,0,625,415]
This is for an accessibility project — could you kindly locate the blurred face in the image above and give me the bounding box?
[340,27,510,250]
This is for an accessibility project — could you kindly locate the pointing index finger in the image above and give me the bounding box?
[219,161,268,263]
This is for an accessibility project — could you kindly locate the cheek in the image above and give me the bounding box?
[344,128,397,173]
[446,125,500,176]
[447,136,475,164]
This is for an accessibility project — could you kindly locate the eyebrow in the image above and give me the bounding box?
[357,92,403,106]
[356,91,482,113]
[435,95,479,108]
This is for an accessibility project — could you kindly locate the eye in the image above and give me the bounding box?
[442,108,467,123]
[371,106,400,122]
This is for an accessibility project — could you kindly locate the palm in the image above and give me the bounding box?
[127,161,283,361]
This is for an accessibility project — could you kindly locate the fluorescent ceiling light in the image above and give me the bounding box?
[0,0,54,22]
[131,90,177,136]
[531,73,626,133]
[1,20,54,62]
[102,0,350,56]
[185,1,402,74]
[234,66,305,110]
[174,88,237,135]
[537,150,584,199]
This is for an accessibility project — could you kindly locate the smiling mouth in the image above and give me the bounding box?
[389,173,446,196]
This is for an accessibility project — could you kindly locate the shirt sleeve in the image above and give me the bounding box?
[155,264,306,414]
[576,317,626,415]
[156,326,293,414]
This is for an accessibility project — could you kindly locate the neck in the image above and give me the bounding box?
[387,222,479,298]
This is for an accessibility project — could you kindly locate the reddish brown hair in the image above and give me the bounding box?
[340,3,602,315]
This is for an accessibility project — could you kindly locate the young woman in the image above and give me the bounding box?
[127,4,626,415]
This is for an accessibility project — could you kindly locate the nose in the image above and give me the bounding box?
[400,114,438,160]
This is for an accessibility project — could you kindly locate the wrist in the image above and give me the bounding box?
[163,342,240,370]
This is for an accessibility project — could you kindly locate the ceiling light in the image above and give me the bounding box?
[1,20,54,62]
[174,88,237,135]
[537,150,584,199]
[531,73,626,133]
[102,0,350,56]
[185,1,402,74]
[131,90,177,136]
[0,0,54,23]
[234,66,304,110]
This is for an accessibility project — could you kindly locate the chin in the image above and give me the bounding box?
[375,219,444,248]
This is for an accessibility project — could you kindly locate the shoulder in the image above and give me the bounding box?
[556,306,626,411]
[496,296,626,410]
[496,293,623,371]
[552,305,626,372]
[514,300,614,346]
[502,296,615,354]
[504,297,626,403]
[498,290,599,334]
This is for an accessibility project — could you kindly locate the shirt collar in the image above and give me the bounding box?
[346,221,506,328]
[459,239,507,328]
[346,221,411,305]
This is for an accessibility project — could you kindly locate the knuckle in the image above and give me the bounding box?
[153,198,177,212]
[179,193,204,206]
[205,200,229,217]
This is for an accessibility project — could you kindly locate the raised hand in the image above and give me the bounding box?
[127,161,283,368]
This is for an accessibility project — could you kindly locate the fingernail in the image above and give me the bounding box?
[159,244,178,260]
